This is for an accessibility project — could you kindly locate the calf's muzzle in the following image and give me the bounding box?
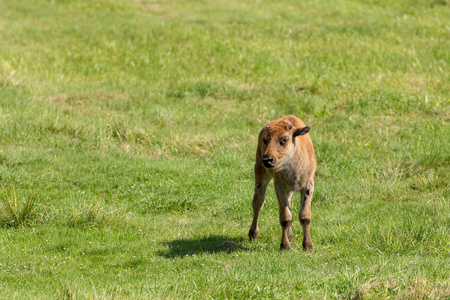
[262,155,276,168]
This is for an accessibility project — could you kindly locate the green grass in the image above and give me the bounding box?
[0,0,449,298]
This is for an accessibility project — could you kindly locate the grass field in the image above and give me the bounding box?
[0,0,449,298]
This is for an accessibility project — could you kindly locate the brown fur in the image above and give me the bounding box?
[248,115,316,251]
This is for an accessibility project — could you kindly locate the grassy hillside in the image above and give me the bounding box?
[0,0,449,298]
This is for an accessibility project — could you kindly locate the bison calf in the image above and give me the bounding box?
[248,115,316,251]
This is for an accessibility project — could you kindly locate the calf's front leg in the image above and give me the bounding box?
[249,163,270,241]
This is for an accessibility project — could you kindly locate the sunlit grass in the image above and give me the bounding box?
[0,0,449,298]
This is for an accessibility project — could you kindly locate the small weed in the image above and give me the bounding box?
[63,199,127,228]
[0,183,39,227]
[0,61,23,87]
[108,120,127,141]
[65,200,108,228]
[58,283,78,300]
[402,277,450,299]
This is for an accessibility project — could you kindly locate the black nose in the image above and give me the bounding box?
[262,156,275,168]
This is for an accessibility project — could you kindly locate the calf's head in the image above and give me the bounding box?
[260,121,311,169]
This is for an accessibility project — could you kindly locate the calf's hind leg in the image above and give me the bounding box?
[275,182,294,251]
[299,182,314,251]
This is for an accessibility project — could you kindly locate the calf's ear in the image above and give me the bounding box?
[293,126,311,138]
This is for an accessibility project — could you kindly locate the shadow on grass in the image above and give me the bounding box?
[158,234,247,258]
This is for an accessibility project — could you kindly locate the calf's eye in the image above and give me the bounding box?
[280,138,288,145]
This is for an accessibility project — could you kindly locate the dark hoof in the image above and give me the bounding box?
[302,241,314,252]
[280,242,291,251]
[248,229,259,241]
